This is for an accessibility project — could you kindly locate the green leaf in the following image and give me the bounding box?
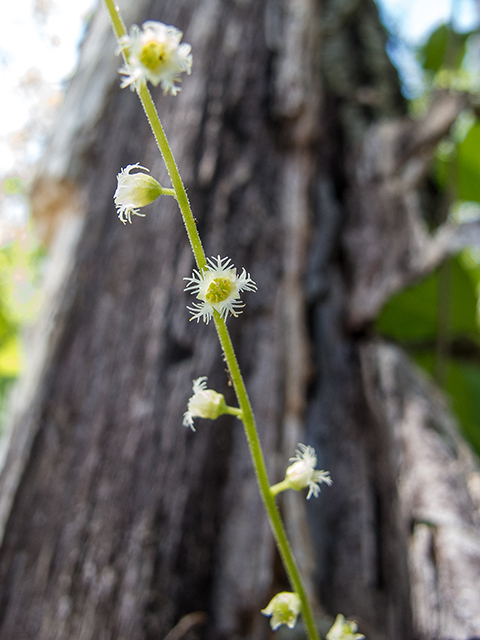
[457,122,480,203]
[412,355,480,457]
[378,254,480,457]
[419,24,472,73]
[445,361,480,456]
[2,176,25,195]
[376,272,437,341]
[0,336,21,378]
[376,256,479,342]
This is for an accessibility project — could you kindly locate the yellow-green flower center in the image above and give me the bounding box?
[276,601,296,625]
[205,277,235,303]
[139,41,169,71]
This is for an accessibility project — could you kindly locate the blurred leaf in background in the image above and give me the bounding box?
[456,121,480,203]
[0,214,44,430]
[377,10,480,456]
[0,0,95,432]
[377,254,480,455]
[419,23,473,73]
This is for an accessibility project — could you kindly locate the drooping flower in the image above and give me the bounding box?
[183,377,228,431]
[114,163,165,224]
[326,614,365,640]
[184,256,257,323]
[261,592,302,631]
[118,21,192,94]
[285,444,332,499]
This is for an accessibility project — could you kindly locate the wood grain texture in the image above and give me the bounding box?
[361,342,480,640]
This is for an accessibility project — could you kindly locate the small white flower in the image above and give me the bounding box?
[118,21,192,94]
[183,377,228,431]
[326,614,365,640]
[286,444,332,499]
[261,592,301,631]
[114,163,163,224]
[184,256,257,323]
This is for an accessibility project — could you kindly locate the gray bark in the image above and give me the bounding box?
[0,0,479,639]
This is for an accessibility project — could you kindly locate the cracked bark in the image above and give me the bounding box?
[0,1,479,639]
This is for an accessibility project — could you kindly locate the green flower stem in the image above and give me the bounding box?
[137,83,206,271]
[224,406,244,418]
[103,0,126,41]
[103,0,206,272]
[160,188,176,198]
[213,314,319,640]
[104,2,319,639]
[270,479,291,497]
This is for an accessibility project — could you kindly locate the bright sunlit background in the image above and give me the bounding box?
[0,0,97,421]
[379,0,480,97]
[0,0,97,224]
[1,0,480,440]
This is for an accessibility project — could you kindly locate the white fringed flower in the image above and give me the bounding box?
[286,444,332,499]
[261,592,301,631]
[183,377,228,431]
[118,21,192,94]
[114,163,163,224]
[184,256,257,323]
[326,614,365,640]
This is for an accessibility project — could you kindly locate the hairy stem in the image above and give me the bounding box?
[213,316,319,640]
[270,479,292,497]
[103,3,319,638]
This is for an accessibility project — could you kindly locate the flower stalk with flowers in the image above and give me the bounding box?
[103,2,355,639]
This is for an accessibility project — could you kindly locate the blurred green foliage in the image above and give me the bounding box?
[377,256,479,344]
[418,24,472,73]
[377,255,480,455]
[378,19,480,456]
[457,123,480,203]
[0,224,44,429]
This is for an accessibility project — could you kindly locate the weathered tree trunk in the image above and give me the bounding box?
[0,0,479,639]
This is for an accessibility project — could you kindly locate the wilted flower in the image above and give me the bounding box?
[261,592,301,631]
[184,255,257,323]
[183,377,228,431]
[326,614,365,640]
[118,21,192,94]
[114,163,166,224]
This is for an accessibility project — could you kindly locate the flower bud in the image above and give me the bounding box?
[261,592,301,631]
[286,457,315,491]
[285,444,332,499]
[114,163,164,224]
[183,377,228,431]
[326,614,365,640]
